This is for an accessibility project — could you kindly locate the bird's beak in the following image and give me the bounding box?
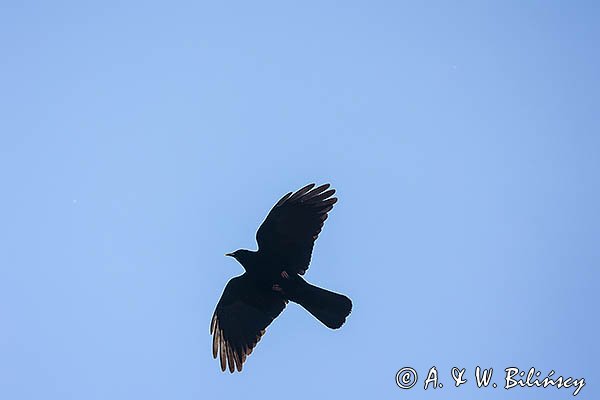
[225,253,234,257]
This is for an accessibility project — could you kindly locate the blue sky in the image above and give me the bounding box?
[1,2,598,399]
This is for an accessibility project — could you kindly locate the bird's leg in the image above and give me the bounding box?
[272,283,284,293]
[272,271,290,293]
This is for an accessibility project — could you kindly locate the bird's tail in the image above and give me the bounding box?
[284,275,352,329]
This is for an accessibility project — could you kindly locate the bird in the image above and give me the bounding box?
[210,183,353,373]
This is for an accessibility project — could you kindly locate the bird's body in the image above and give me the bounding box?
[210,183,352,373]
[230,250,282,286]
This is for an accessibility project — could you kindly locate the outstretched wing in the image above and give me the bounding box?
[256,183,337,275]
[210,274,287,372]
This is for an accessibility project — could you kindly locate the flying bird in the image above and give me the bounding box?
[210,183,352,372]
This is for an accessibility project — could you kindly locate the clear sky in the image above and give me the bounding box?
[1,2,598,399]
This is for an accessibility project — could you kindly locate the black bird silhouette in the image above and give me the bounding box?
[210,183,352,372]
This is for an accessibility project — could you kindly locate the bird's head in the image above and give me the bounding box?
[225,249,254,267]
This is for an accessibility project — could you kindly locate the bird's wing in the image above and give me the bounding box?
[210,274,287,372]
[255,183,337,275]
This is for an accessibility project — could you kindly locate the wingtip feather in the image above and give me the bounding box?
[289,183,316,202]
[275,191,293,207]
[227,342,235,373]
[212,320,220,358]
